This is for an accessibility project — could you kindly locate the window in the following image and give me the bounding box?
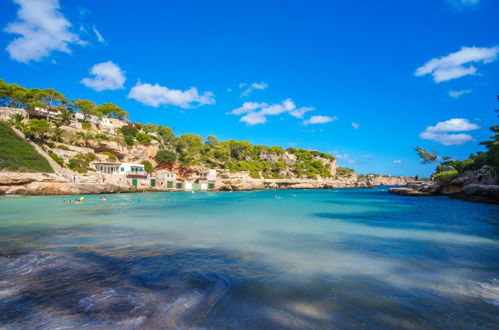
[121,167,124,172]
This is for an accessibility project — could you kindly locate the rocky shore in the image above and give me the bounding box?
[0,171,411,196]
[389,166,499,204]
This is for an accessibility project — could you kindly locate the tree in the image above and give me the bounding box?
[96,103,128,119]
[73,99,97,121]
[120,124,139,137]
[135,132,152,145]
[28,119,51,140]
[0,79,28,108]
[53,127,64,142]
[10,113,24,126]
[205,135,219,147]
[155,150,177,164]
[414,146,439,164]
[58,107,73,126]
[141,160,154,174]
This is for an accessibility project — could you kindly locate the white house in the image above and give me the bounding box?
[118,163,146,175]
[157,171,177,189]
[199,169,217,181]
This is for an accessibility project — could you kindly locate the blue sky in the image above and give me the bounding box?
[1,0,498,176]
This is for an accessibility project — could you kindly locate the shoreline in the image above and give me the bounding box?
[0,171,411,196]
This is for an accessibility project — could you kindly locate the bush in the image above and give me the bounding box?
[67,153,96,173]
[81,122,91,130]
[102,151,117,161]
[434,170,459,183]
[124,135,134,146]
[155,149,177,164]
[95,133,109,140]
[336,167,355,178]
[141,160,154,174]
[136,132,152,145]
[120,125,139,137]
[48,150,64,167]
[56,145,70,151]
[46,141,55,148]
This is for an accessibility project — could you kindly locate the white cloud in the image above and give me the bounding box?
[240,81,268,97]
[393,160,402,164]
[420,118,479,146]
[4,0,82,63]
[448,0,480,8]
[289,107,315,119]
[92,25,105,43]
[230,99,332,126]
[448,89,472,98]
[230,102,268,115]
[239,99,295,125]
[81,61,125,91]
[352,122,360,129]
[128,82,215,108]
[303,115,337,125]
[415,46,499,83]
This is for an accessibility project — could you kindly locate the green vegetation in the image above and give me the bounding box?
[67,153,97,173]
[0,79,128,121]
[102,151,117,161]
[141,160,154,174]
[434,170,459,183]
[0,121,53,172]
[1,79,338,179]
[415,97,498,182]
[155,150,176,164]
[47,150,64,167]
[336,167,355,177]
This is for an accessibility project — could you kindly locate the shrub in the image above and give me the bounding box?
[56,145,70,151]
[102,151,117,161]
[124,135,134,146]
[434,170,459,183]
[120,125,139,137]
[136,132,152,145]
[48,150,64,167]
[46,141,55,148]
[141,160,154,174]
[81,122,91,130]
[95,133,109,140]
[155,149,177,164]
[336,167,355,178]
[67,153,96,173]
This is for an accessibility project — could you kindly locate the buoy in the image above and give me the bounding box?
[80,197,84,200]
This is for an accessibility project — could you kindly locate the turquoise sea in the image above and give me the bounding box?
[0,187,498,329]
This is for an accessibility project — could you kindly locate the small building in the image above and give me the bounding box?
[92,162,121,174]
[118,163,146,175]
[199,169,217,181]
[157,171,177,189]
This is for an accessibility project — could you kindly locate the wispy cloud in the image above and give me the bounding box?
[393,160,402,164]
[289,106,315,119]
[92,25,105,43]
[415,46,499,83]
[448,89,472,98]
[303,115,337,125]
[447,0,481,9]
[4,0,83,63]
[81,61,125,91]
[420,118,479,146]
[352,122,360,129]
[128,82,215,108]
[239,82,268,97]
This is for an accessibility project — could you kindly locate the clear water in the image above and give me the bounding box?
[0,188,498,329]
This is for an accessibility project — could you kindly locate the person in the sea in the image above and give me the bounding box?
[100,196,107,201]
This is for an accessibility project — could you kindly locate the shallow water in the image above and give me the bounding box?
[0,188,498,329]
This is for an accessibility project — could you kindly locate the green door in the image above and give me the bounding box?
[167,181,174,188]
[132,179,137,187]
[193,184,200,191]
[150,179,156,187]
[208,183,215,190]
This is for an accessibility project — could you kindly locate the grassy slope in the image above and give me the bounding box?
[0,121,53,173]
